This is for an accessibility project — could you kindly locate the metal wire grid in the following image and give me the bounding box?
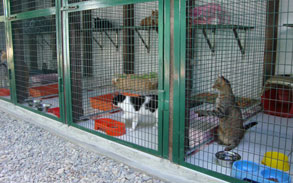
[0,22,10,100]
[10,0,55,14]
[184,0,293,181]
[0,1,3,16]
[69,2,159,150]
[12,15,59,118]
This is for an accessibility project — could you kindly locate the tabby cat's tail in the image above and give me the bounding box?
[244,122,258,130]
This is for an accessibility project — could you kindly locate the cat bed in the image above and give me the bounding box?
[188,109,218,150]
[261,76,293,118]
[140,10,158,26]
[112,73,158,91]
[94,118,126,136]
[29,83,59,97]
[94,18,116,31]
[192,93,258,109]
[0,88,10,96]
[90,92,139,111]
[190,3,230,25]
[30,73,58,85]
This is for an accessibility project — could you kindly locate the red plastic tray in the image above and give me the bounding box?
[0,88,10,96]
[48,107,60,118]
[94,118,126,136]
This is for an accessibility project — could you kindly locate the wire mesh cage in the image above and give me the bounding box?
[10,0,55,15]
[0,22,10,100]
[68,1,160,150]
[182,0,293,182]
[0,1,4,16]
[12,15,60,118]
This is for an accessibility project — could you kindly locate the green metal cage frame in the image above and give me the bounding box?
[2,0,65,123]
[62,0,170,157]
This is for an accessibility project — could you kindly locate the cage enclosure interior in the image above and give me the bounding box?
[68,1,161,151]
[182,0,293,182]
[12,15,60,118]
[0,21,10,100]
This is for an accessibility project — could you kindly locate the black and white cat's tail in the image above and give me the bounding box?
[244,122,258,130]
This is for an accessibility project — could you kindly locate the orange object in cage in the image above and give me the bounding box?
[0,88,10,96]
[29,83,59,97]
[94,118,126,136]
[89,92,139,111]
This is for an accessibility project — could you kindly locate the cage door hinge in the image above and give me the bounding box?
[61,5,79,11]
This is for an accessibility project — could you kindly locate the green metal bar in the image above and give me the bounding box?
[62,0,74,125]
[181,162,247,183]
[0,16,4,22]
[64,0,157,13]
[15,103,62,122]
[56,0,65,123]
[4,0,17,104]
[162,0,170,159]
[8,7,56,21]
[157,0,164,157]
[172,0,182,163]
[70,123,161,156]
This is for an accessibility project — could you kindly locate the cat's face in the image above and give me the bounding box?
[152,10,158,17]
[112,94,126,106]
[212,76,230,90]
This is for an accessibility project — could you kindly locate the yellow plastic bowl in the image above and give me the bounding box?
[261,152,290,171]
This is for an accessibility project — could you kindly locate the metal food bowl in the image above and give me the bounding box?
[33,99,42,107]
[27,99,34,107]
[37,103,52,112]
[215,151,241,167]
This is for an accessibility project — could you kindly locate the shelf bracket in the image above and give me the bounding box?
[104,30,119,50]
[93,32,103,49]
[202,28,216,54]
[233,28,246,55]
[135,28,150,53]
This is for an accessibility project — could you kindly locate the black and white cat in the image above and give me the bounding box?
[112,94,158,131]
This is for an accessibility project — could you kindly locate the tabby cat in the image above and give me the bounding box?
[196,76,257,151]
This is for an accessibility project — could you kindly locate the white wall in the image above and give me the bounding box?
[90,2,159,87]
[276,0,293,76]
[191,0,266,99]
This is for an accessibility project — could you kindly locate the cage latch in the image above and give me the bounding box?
[61,5,79,11]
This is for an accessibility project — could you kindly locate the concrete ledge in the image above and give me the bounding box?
[0,100,226,183]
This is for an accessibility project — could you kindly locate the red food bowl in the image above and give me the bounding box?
[0,88,10,96]
[47,107,60,118]
[94,118,126,136]
[261,88,293,118]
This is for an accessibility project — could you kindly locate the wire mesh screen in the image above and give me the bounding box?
[10,0,55,14]
[0,22,10,100]
[184,0,293,182]
[12,15,60,118]
[68,2,159,150]
[0,1,4,16]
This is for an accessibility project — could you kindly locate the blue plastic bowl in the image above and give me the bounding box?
[261,169,291,183]
[233,160,260,173]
